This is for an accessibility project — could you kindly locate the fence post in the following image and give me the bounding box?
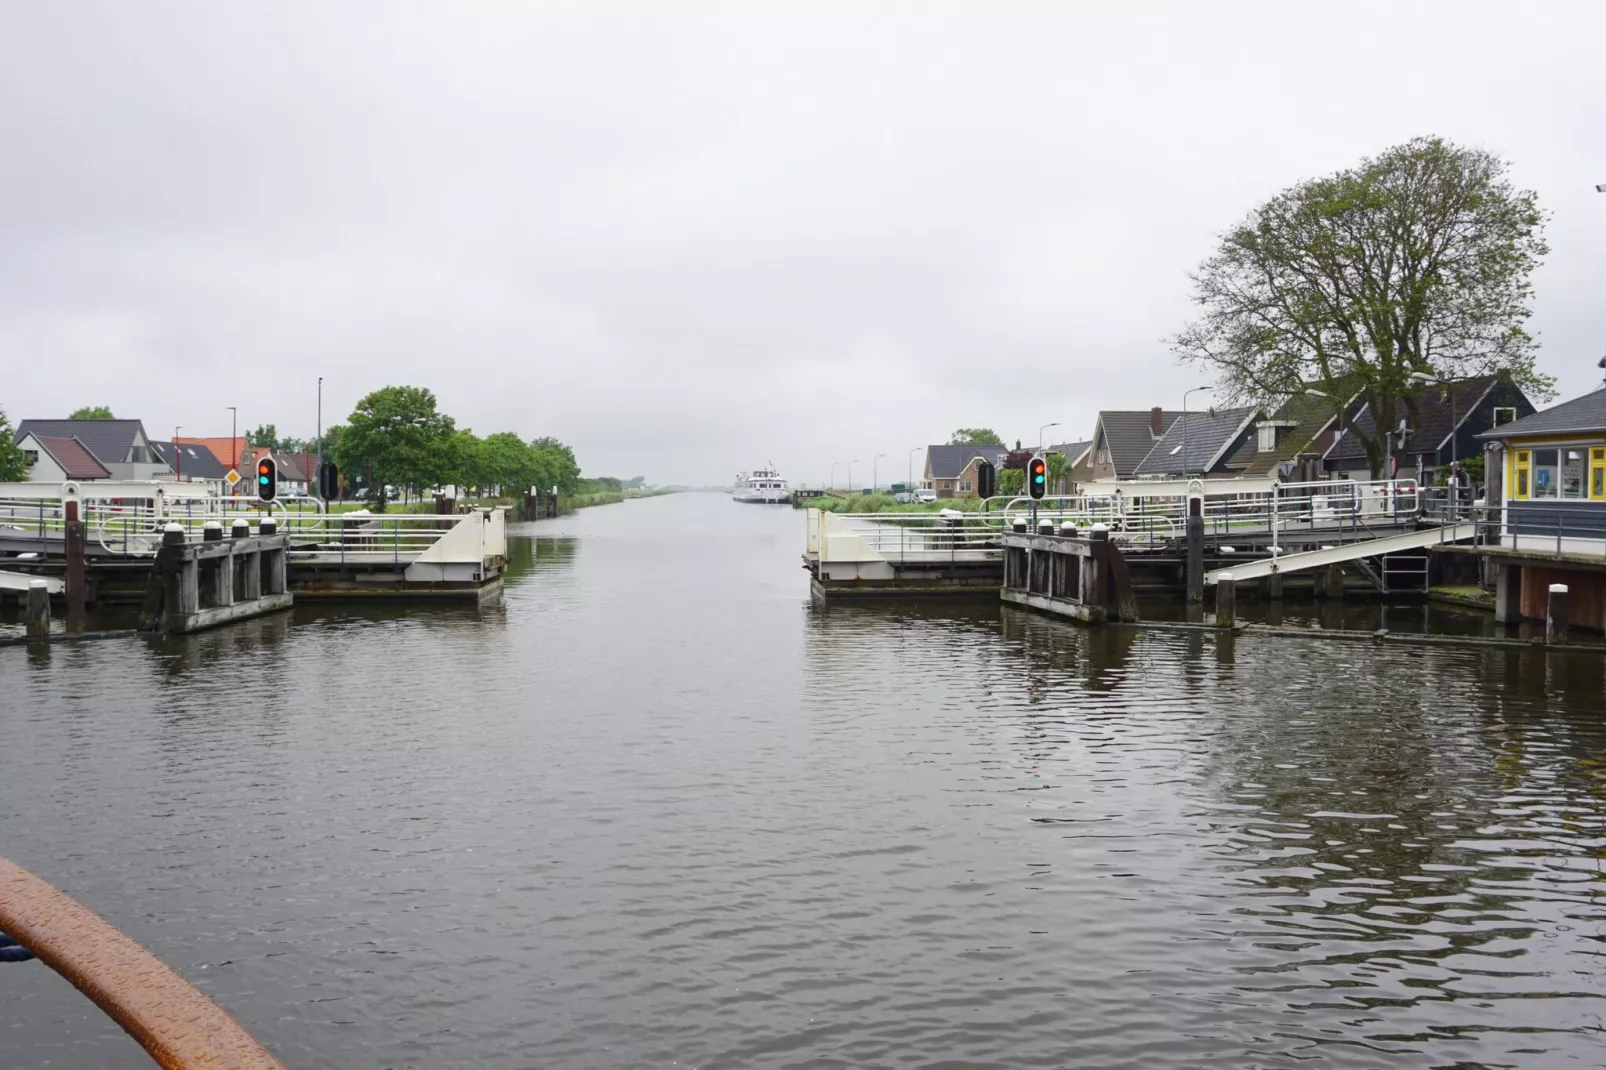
[1215,573,1236,629]
[64,500,86,632]
[1546,583,1569,645]
[25,580,50,640]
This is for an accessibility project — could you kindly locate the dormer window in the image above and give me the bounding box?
[1257,424,1277,451]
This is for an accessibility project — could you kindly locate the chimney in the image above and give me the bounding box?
[1150,406,1164,437]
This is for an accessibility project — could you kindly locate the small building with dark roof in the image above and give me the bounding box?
[151,441,230,491]
[1471,383,1606,632]
[1321,375,1533,481]
[922,444,1009,498]
[1132,407,1261,479]
[1088,408,1181,481]
[13,418,172,480]
[15,433,113,481]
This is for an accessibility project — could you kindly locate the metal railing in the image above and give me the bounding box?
[0,496,463,564]
[807,479,1436,562]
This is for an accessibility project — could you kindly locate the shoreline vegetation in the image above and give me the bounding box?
[804,493,958,514]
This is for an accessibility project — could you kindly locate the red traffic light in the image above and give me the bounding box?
[255,457,278,502]
[1028,456,1047,500]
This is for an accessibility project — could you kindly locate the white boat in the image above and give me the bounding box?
[734,466,789,504]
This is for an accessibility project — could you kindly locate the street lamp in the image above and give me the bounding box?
[872,453,886,493]
[848,459,859,494]
[1038,421,1060,449]
[1182,385,1212,478]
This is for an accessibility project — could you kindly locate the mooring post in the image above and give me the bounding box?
[63,500,86,632]
[202,520,223,543]
[1266,569,1284,600]
[1185,514,1204,603]
[25,580,50,640]
[1059,520,1078,539]
[259,516,277,536]
[1037,519,1054,537]
[1012,518,1028,534]
[1546,583,1569,645]
[231,518,250,540]
[1216,573,1236,629]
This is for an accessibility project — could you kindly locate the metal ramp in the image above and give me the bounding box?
[0,571,62,594]
[1204,523,1476,585]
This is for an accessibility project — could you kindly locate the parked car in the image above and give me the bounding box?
[916,488,938,503]
[893,492,916,504]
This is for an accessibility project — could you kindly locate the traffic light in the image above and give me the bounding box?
[318,460,339,500]
[256,456,277,502]
[976,460,996,500]
[1028,455,1047,500]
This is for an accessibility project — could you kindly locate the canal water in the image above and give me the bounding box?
[2,491,1603,1069]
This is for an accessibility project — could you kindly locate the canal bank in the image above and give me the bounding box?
[3,491,1604,1069]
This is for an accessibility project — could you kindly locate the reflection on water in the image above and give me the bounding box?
[2,493,1604,1069]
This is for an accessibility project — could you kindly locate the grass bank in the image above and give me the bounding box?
[805,493,960,514]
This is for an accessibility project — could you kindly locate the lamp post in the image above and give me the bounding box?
[872,453,886,493]
[909,446,922,492]
[1183,385,1212,478]
[173,426,183,481]
[315,377,323,503]
[1038,421,1060,450]
[848,459,859,494]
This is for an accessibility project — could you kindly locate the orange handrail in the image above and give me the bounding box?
[0,855,286,1069]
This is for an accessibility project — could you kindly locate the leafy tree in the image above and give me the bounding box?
[529,436,581,494]
[1174,136,1551,477]
[949,428,1003,446]
[997,468,1024,496]
[335,386,457,509]
[0,408,29,480]
[623,476,646,490]
[69,406,115,420]
[1044,451,1069,495]
[247,424,279,450]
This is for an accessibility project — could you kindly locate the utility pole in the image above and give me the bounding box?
[173,426,183,481]
[315,377,324,503]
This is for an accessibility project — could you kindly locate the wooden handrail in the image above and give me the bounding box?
[0,855,285,1069]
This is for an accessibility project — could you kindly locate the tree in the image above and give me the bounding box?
[247,424,279,451]
[69,406,114,420]
[623,476,646,490]
[0,408,29,481]
[997,468,1024,496]
[335,386,457,509]
[949,428,1003,446]
[1045,451,1069,495]
[1174,136,1551,477]
[529,436,581,494]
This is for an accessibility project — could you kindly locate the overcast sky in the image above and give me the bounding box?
[3,2,1604,485]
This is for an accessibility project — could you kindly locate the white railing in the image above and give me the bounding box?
[0,495,497,566]
[806,479,1432,563]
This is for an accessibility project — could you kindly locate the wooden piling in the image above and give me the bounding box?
[1185,515,1203,604]
[25,580,50,640]
[1546,583,1569,646]
[64,500,86,632]
[1266,569,1284,600]
[1215,573,1236,629]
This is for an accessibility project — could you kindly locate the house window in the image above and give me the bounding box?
[1257,425,1277,451]
[958,481,972,493]
[23,449,38,464]
[1530,449,1559,498]
[1592,447,1606,500]
[1097,446,1110,464]
[1562,449,1586,498]
[1513,449,1530,499]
